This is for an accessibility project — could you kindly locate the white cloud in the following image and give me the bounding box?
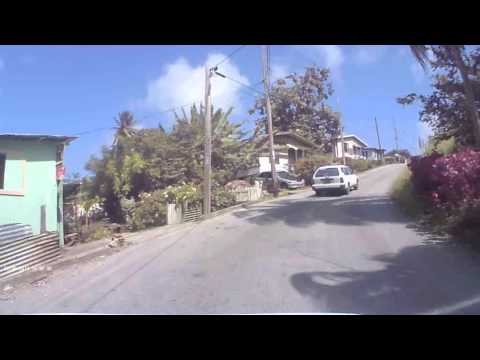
[315,45,344,70]
[410,62,427,84]
[294,45,344,71]
[353,46,386,65]
[271,63,289,81]
[142,53,250,118]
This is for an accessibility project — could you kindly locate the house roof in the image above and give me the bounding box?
[337,134,369,148]
[255,131,319,150]
[0,134,77,144]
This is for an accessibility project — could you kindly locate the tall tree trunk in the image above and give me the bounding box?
[448,45,480,147]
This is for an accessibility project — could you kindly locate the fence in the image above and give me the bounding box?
[166,182,263,225]
[0,224,60,280]
[167,201,203,225]
[230,181,263,203]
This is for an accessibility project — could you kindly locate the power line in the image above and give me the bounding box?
[215,72,264,95]
[73,127,113,136]
[213,45,247,68]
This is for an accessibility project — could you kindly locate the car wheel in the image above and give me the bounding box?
[344,184,350,195]
[355,179,359,190]
[315,190,321,196]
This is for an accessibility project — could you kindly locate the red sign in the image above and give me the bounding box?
[56,165,65,180]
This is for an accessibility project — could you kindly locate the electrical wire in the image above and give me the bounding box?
[213,45,247,68]
[73,127,113,136]
[217,73,264,95]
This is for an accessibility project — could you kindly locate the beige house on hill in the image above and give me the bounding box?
[236,132,319,178]
[335,134,384,161]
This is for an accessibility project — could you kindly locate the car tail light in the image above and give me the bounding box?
[340,177,344,183]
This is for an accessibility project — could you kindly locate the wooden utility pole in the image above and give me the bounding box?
[261,45,279,196]
[337,98,346,165]
[374,117,383,162]
[203,66,213,217]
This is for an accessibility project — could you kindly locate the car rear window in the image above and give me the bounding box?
[314,168,339,177]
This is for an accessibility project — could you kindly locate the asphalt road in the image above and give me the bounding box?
[3,163,480,315]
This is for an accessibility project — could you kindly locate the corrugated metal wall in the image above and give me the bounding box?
[0,224,60,280]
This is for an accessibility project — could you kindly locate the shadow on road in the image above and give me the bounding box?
[290,243,480,314]
[233,195,410,228]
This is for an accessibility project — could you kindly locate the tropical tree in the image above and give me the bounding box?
[85,106,256,223]
[249,65,340,152]
[113,111,137,146]
[409,45,480,146]
[397,46,480,147]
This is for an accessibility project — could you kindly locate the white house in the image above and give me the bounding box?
[335,134,384,161]
[236,131,320,178]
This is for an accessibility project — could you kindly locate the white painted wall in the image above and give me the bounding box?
[336,139,367,160]
[258,155,289,173]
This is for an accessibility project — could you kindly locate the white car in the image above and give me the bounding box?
[311,165,359,195]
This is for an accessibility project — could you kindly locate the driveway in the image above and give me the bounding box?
[3,163,480,314]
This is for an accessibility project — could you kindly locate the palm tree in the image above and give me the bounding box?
[113,111,137,146]
[410,45,480,147]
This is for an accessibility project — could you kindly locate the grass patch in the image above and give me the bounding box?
[390,168,425,218]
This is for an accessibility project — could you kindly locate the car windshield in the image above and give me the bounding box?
[315,168,339,177]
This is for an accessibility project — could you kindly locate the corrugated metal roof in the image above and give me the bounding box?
[0,134,77,143]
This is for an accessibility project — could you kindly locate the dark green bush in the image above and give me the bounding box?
[212,186,237,211]
[129,190,167,231]
[294,154,332,185]
[79,221,114,242]
[346,159,383,173]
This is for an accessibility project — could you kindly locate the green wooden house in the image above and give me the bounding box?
[0,134,77,246]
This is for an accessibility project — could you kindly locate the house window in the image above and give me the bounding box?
[275,154,280,164]
[0,153,5,190]
[343,143,348,152]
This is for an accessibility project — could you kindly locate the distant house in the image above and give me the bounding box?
[236,132,320,178]
[335,134,384,161]
[0,134,77,246]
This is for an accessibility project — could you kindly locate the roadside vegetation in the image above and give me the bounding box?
[390,168,425,218]
[66,65,345,238]
[393,45,480,244]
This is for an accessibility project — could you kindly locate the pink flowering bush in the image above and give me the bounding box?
[409,149,480,235]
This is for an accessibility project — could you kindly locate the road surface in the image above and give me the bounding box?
[3,163,480,315]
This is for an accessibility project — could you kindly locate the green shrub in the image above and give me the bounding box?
[425,136,457,156]
[129,190,167,231]
[390,168,425,218]
[212,186,237,211]
[294,154,332,185]
[80,221,114,242]
[163,183,202,204]
[346,159,383,173]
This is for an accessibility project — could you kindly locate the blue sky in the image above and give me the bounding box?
[0,45,433,176]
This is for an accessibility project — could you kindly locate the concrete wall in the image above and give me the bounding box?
[0,140,58,235]
[258,155,289,173]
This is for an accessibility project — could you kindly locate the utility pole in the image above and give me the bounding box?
[203,65,213,217]
[337,98,346,165]
[261,45,279,196]
[374,117,383,162]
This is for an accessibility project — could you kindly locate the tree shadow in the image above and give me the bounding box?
[233,195,411,228]
[290,243,480,314]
